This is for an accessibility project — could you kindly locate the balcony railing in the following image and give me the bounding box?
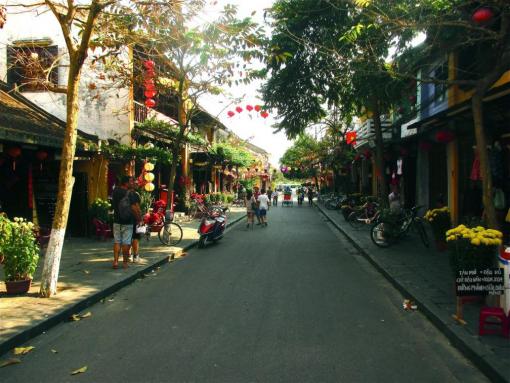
[354,119,393,149]
[134,101,179,126]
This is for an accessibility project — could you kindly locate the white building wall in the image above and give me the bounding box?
[0,2,132,144]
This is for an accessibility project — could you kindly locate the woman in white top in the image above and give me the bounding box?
[257,189,270,227]
[244,190,256,229]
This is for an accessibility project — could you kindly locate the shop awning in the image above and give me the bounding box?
[0,82,97,148]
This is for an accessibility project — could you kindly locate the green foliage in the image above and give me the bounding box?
[139,191,154,214]
[136,119,206,147]
[89,198,111,223]
[239,178,255,190]
[103,144,173,164]
[1,217,40,281]
[210,142,255,167]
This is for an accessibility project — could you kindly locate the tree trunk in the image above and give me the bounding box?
[471,93,498,229]
[371,98,388,207]
[166,142,180,210]
[40,65,81,297]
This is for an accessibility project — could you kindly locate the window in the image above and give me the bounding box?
[7,45,59,91]
[433,62,448,104]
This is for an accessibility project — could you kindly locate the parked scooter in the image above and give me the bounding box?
[197,207,228,248]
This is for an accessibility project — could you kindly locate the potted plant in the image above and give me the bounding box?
[424,207,451,251]
[446,224,502,277]
[2,216,40,294]
[89,198,112,224]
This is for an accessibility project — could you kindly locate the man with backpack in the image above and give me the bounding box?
[112,176,142,269]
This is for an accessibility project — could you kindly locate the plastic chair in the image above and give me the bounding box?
[92,218,112,240]
[478,307,509,338]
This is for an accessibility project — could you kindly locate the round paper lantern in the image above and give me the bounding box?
[145,98,156,108]
[7,147,21,158]
[235,106,243,113]
[472,7,493,24]
[227,111,235,118]
[260,111,269,118]
[144,89,157,98]
[144,69,156,78]
[143,60,155,69]
[144,142,154,149]
[144,172,155,182]
[254,105,262,112]
[435,130,455,143]
[144,162,155,171]
[246,105,253,111]
[35,150,48,161]
[144,182,155,192]
[144,78,155,87]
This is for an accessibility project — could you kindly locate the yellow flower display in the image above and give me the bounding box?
[445,224,503,246]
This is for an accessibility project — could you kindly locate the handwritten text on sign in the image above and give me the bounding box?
[456,268,504,296]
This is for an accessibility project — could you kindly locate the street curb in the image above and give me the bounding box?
[0,213,246,357]
[315,202,508,383]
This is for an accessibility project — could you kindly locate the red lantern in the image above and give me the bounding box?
[144,89,157,98]
[36,150,48,161]
[7,147,21,158]
[227,111,235,118]
[254,105,262,112]
[145,98,156,108]
[144,78,155,88]
[235,106,243,113]
[346,131,357,145]
[246,105,253,111]
[260,111,269,118]
[7,147,21,171]
[472,7,493,24]
[143,60,155,69]
[144,69,156,78]
[435,130,455,144]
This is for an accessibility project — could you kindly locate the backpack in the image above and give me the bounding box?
[118,191,133,221]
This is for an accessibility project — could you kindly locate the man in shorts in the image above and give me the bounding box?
[112,176,142,269]
[257,189,270,227]
[129,178,142,262]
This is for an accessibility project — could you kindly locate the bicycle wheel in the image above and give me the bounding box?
[158,222,183,246]
[370,222,392,248]
[347,210,364,229]
[415,219,430,248]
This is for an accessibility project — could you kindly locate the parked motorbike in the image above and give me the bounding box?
[197,207,228,248]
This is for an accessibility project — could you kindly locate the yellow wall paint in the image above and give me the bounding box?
[74,155,108,206]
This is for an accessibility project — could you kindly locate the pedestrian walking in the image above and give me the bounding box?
[307,186,314,205]
[257,188,270,227]
[271,189,278,206]
[112,176,142,269]
[253,186,262,225]
[245,190,256,229]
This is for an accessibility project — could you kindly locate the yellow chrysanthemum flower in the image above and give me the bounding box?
[471,238,481,246]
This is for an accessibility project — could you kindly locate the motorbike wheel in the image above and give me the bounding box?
[325,200,338,210]
[198,236,206,249]
[158,222,183,246]
[370,222,392,248]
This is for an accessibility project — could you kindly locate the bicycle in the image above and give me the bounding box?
[142,200,183,246]
[347,201,380,229]
[370,206,430,248]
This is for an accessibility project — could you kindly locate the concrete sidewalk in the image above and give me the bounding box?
[0,208,246,356]
[315,202,509,383]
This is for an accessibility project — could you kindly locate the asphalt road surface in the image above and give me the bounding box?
[0,203,489,382]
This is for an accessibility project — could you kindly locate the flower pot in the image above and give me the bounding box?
[5,279,32,294]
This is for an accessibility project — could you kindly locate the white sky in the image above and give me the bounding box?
[197,0,292,167]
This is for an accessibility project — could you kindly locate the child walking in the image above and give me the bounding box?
[245,190,256,229]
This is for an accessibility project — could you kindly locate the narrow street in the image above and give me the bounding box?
[0,203,488,382]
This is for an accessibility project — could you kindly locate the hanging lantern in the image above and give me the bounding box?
[246,105,253,111]
[346,131,357,145]
[435,130,455,144]
[254,105,262,112]
[144,162,155,171]
[472,7,493,24]
[144,89,157,98]
[144,78,155,88]
[227,111,235,118]
[260,111,269,118]
[144,182,155,192]
[7,146,21,171]
[144,69,156,78]
[145,98,156,108]
[144,172,155,182]
[235,106,243,113]
[35,150,48,161]
[287,166,292,171]
[143,60,155,69]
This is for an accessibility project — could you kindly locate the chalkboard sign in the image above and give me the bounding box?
[455,268,505,296]
[33,176,58,228]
